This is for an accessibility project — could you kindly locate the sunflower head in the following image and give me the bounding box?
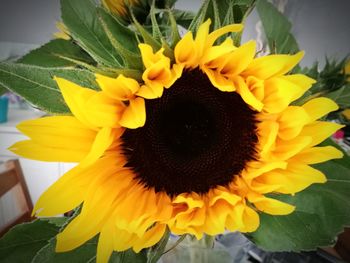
[53,21,71,40]
[102,0,139,17]
[8,12,345,263]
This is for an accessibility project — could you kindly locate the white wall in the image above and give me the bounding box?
[0,0,349,65]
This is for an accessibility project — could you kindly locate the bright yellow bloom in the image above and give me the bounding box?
[102,0,139,17]
[53,21,71,41]
[10,20,344,263]
[345,59,350,81]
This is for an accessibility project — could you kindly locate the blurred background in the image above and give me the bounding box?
[0,0,350,261]
[0,0,350,65]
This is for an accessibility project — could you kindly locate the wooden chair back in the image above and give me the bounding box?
[0,159,33,237]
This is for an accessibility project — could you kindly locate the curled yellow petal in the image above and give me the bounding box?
[175,31,198,68]
[203,68,235,92]
[119,97,146,129]
[96,74,140,101]
[207,24,243,47]
[55,77,125,128]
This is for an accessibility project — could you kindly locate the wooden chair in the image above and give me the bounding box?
[0,159,33,237]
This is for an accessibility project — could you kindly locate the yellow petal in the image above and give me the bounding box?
[194,19,211,58]
[209,187,241,206]
[206,24,243,48]
[242,51,304,79]
[54,77,97,128]
[263,74,314,114]
[277,106,309,140]
[292,146,344,164]
[249,180,282,194]
[16,116,95,149]
[96,74,140,101]
[55,77,125,129]
[234,76,264,111]
[137,83,164,99]
[302,97,339,122]
[300,121,344,147]
[258,163,326,194]
[56,169,126,252]
[246,76,264,102]
[239,205,260,232]
[9,140,88,162]
[219,40,256,76]
[257,120,279,157]
[243,161,287,180]
[201,38,235,65]
[272,136,312,161]
[10,116,96,162]
[34,165,85,216]
[139,44,165,68]
[248,193,295,215]
[203,68,235,92]
[132,224,167,253]
[80,127,117,167]
[113,227,137,251]
[175,31,198,68]
[97,219,114,263]
[119,97,146,129]
[204,201,231,235]
[33,155,120,217]
[173,193,204,208]
[226,203,260,233]
[226,203,245,231]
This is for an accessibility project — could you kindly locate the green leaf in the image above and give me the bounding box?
[110,249,147,263]
[0,219,61,263]
[146,229,170,263]
[32,237,98,263]
[188,0,255,44]
[0,84,7,96]
[327,85,350,109]
[0,63,99,114]
[61,0,122,67]
[249,141,350,251]
[256,0,299,54]
[97,8,143,69]
[172,9,195,29]
[33,236,148,263]
[18,39,94,68]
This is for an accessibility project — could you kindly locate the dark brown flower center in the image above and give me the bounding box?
[121,69,258,196]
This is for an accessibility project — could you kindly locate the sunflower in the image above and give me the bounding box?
[10,20,344,263]
[102,0,139,17]
[53,21,71,40]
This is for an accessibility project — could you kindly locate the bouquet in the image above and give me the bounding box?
[0,0,349,262]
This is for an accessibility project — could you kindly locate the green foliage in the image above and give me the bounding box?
[188,0,255,45]
[256,0,299,54]
[32,237,99,263]
[0,220,61,263]
[61,0,123,67]
[0,218,170,263]
[97,7,143,70]
[0,84,7,96]
[249,139,350,251]
[295,58,350,109]
[172,9,195,29]
[18,39,94,68]
[0,63,99,114]
[146,229,170,263]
